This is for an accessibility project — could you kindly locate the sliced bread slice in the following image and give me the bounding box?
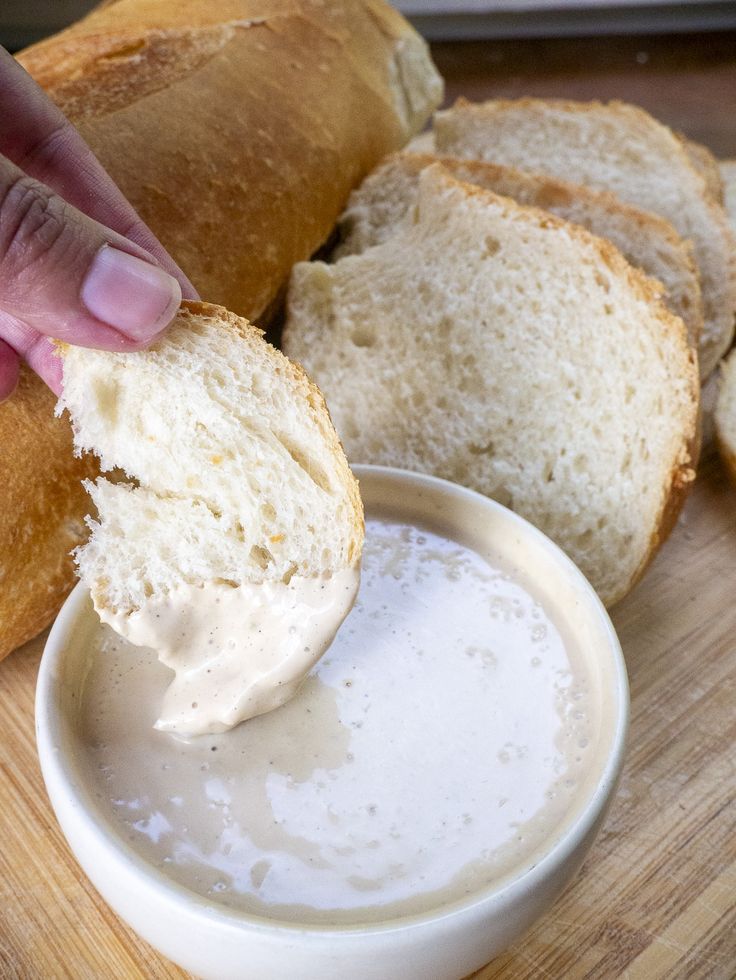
[434,97,736,378]
[284,166,699,606]
[335,151,703,348]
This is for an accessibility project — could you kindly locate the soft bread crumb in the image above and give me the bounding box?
[58,301,364,615]
[284,166,699,606]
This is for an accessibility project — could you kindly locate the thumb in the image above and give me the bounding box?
[0,154,181,351]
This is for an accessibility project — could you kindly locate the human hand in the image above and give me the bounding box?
[0,47,197,403]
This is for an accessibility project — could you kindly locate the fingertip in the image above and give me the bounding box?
[0,339,20,403]
[25,336,63,396]
[81,246,182,344]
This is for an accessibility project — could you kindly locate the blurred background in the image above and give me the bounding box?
[3,1,736,154]
[3,0,736,48]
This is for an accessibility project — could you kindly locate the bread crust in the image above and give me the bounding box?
[681,136,724,203]
[339,150,704,349]
[2,0,434,658]
[0,368,98,660]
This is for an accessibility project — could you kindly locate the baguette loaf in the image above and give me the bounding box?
[0,369,96,656]
[0,0,440,661]
[284,166,699,606]
[336,151,703,347]
[434,97,736,378]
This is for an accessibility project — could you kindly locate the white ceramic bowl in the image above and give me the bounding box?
[36,466,628,980]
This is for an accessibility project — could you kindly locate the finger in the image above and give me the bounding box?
[0,155,181,349]
[1,47,197,299]
[0,337,20,403]
[0,311,65,395]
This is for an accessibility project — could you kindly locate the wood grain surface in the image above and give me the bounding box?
[2,28,736,980]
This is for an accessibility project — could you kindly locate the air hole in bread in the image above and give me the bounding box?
[438,316,453,338]
[249,545,273,571]
[276,435,332,494]
[351,327,376,348]
[493,486,513,509]
[93,378,119,426]
[574,528,594,548]
[484,235,501,257]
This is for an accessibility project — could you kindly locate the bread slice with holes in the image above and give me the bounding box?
[284,166,699,606]
[335,151,703,348]
[715,348,736,486]
[433,97,736,378]
[57,301,364,618]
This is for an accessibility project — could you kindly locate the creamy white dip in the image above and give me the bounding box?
[99,569,359,736]
[80,517,596,924]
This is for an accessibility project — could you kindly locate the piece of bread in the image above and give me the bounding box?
[433,97,736,379]
[681,137,724,203]
[336,151,703,348]
[284,166,699,606]
[715,349,736,485]
[0,0,440,661]
[57,301,363,617]
[0,368,97,657]
[719,160,736,232]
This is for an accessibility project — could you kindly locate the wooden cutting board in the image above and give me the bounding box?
[1,451,735,980]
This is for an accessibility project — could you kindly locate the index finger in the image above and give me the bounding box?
[0,47,197,299]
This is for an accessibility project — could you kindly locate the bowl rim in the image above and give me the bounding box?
[35,463,629,939]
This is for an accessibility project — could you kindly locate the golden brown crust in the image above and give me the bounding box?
[0,368,98,661]
[3,1,434,658]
